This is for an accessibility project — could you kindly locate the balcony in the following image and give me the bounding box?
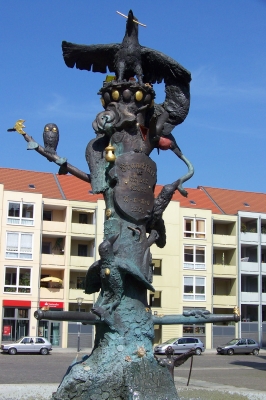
[213,234,236,246]
[71,223,95,236]
[43,221,66,233]
[68,288,94,302]
[70,256,94,268]
[240,261,259,273]
[213,295,237,307]
[41,253,65,266]
[262,234,266,244]
[213,264,237,276]
[40,287,64,300]
[262,293,266,302]
[241,292,259,302]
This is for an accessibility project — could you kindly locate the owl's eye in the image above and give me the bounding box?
[45,126,49,131]
[52,127,57,132]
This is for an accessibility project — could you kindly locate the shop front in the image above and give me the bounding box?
[2,300,31,341]
[38,301,64,347]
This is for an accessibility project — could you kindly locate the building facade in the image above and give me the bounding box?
[2,168,265,349]
[201,186,266,348]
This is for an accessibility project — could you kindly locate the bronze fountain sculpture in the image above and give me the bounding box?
[9,10,239,399]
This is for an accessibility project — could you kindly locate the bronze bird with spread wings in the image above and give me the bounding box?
[62,10,191,86]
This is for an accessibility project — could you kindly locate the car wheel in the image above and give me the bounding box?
[195,348,202,356]
[227,349,234,355]
[40,348,49,355]
[252,349,259,356]
[8,348,17,355]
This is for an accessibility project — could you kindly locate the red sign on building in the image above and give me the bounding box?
[39,301,64,309]
[3,325,11,336]
[3,300,31,307]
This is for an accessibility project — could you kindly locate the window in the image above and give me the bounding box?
[78,244,88,257]
[247,339,255,345]
[42,242,51,254]
[184,246,205,270]
[4,267,31,293]
[7,202,34,226]
[79,213,88,224]
[77,277,85,289]
[149,291,161,307]
[152,259,162,275]
[183,276,206,301]
[184,218,205,239]
[43,211,52,221]
[6,232,33,259]
[36,338,45,343]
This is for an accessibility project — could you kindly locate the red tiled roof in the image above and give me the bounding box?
[57,175,103,202]
[154,185,223,214]
[0,168,63,199]
[200,186,266,215]
[0,168,228,213]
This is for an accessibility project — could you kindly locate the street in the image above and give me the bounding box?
[174,353,266,392]
[0,351,266,392]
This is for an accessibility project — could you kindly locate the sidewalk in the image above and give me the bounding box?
[1,382,265,400]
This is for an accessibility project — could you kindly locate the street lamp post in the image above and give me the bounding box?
[76,297,84,353]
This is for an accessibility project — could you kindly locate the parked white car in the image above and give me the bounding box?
[1,336,52,355]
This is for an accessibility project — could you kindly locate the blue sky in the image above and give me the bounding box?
[1,1,266,193]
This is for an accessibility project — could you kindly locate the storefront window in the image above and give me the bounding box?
[2,307,30,341]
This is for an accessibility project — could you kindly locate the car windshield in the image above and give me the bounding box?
[226,339,239,345]
[162,338,177,344]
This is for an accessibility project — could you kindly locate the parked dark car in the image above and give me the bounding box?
[1,336,52,355]
[216,338,260,355]
[154,337,205,355]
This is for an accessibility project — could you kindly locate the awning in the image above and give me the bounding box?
[40,277,63,284]
[72,208,95,213]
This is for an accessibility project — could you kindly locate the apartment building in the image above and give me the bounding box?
[150,187,238,349]
[0,168,242,350]
[201,187,266,347]
[0,168,104,349]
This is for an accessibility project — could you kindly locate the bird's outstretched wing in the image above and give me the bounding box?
[140,46,191,85]
[62,41,120,74]
[85,260,101,294]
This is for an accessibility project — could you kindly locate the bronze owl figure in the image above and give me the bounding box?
[43,123,59,155]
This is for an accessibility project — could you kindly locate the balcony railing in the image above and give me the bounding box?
[240,261,259,273]
[71,223,95,236]
[213,295,237,307]
[241,292,259,302]
[41,253,65,266]
[70,255,94,268]
[261,233,266,244]
[40,287,64,300]
[213,234,236,246]
[68,288,94,302]
[42,221,66,233]
[213,264,237,276]
[240,232,259,243]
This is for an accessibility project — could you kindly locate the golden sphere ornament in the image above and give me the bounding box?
[135,91,143,101]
